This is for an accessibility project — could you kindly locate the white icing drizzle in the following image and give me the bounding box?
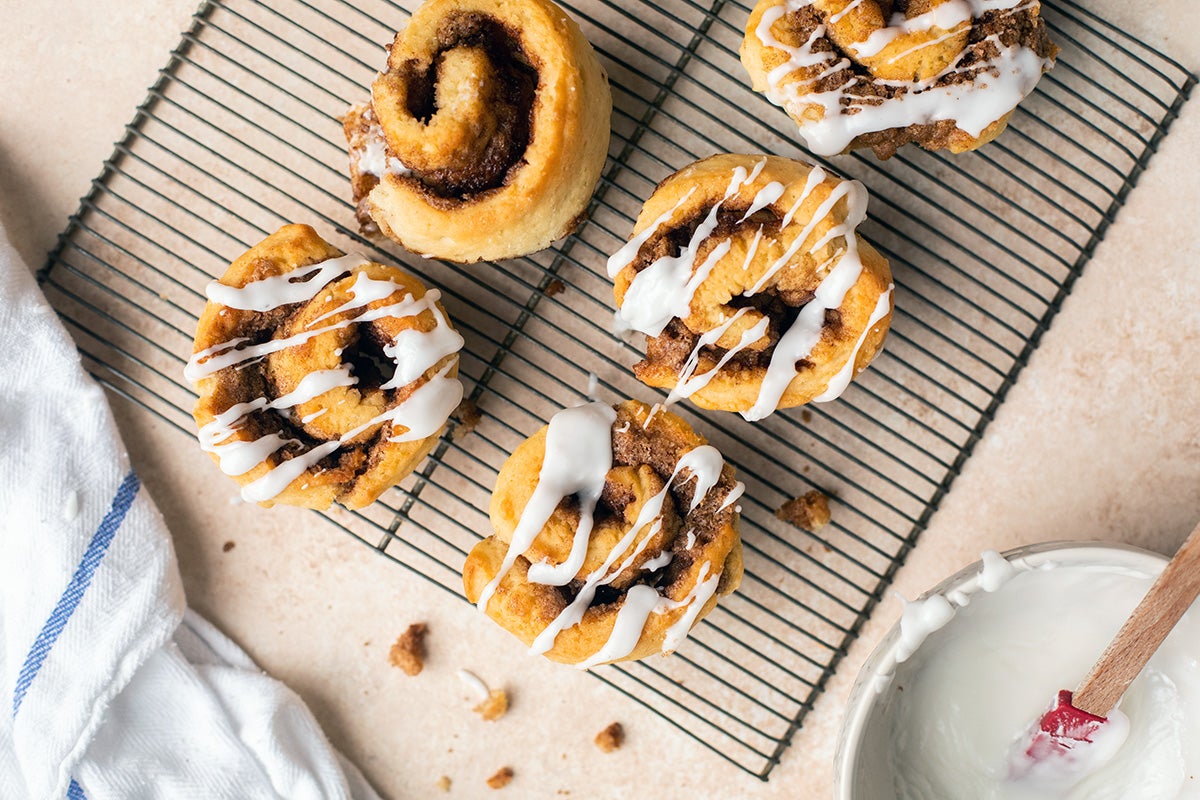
[755,0,1053,156]
[456,669,490,702]
[811,283,893,403]
[478,403,617,604]
[660,561,722,653]
[743,175,873,421]
[610,161,769,336]
[492,405,739,666]
[189,253,463,503]
[609,159,885,420]
[356,112,410,179]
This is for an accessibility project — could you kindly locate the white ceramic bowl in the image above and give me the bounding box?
[833,541,1168,800]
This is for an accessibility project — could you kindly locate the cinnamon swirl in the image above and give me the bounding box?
[186,224,464,509]
[740,0,1058,158]
[463,400,744,667]
[609,154,893,420]
[344,0,612,263]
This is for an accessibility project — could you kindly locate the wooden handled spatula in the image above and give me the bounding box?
[1023,519,1200,762]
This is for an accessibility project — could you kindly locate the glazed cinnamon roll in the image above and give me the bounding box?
[463,400,744,667]
[608,154,893,421]
[740,0,1058,158]
[344,0,612,263]
[186,224,464,510]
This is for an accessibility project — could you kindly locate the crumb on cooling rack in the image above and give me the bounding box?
[435,775,452,793]
[474,688,509,721]
[222,540,236,552]
[487,767,514,790]
[388,623,427,676]
[545,278,566,297]
[594,722,624,753]
[453,399,482,440]
[776,490,831,532]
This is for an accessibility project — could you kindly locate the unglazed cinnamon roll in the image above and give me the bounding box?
[463,400,744,667]
[740,0,1058,158]
[608,154,893,421]
[344,0,612,263]
[186,224,464,510]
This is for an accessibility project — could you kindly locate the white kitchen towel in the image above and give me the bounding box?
[0,225,381,800]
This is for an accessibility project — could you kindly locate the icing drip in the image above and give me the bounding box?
[756,0,1053,156]
[477,402,618,605]
[811,283,893,403]
[356,113,410,179]
[190,253,463,503]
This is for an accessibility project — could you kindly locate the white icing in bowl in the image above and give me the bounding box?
[835,543,1200,799]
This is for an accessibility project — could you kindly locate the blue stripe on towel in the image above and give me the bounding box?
[11,471,141,718]
[67,777,87,799]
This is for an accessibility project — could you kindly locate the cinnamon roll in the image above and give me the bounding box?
[186,224,464,510]
[344,0,612,263]
[463,400,744,667]
[740,0,1058,158]
[608,154,893,421]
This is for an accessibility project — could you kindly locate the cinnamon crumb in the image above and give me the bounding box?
[222,540,236,552]
[453,399,481,440]
[776,490,832,532]
[801,409,812,423]
[545,279,566,297]
[388,623,427,676]
[594,722,624,753]
[486,767,513,789]
[474,688,508,721]
[435,775,452,792]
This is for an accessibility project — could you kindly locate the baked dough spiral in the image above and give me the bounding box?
[463,400,744,667]
[186,224,464,510]
[608,154,893,421]
[740,0,1058,158]
[344,0,612,263]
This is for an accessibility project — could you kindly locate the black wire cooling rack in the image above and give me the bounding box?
[39,0,1193,779]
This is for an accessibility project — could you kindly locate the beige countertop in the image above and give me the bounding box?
[2,2,1198,797]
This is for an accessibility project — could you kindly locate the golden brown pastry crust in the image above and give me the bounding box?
[345,0,612,263]
[463,400,744,666]
[740,0,1058,158]
[611,154,893,416]
[189,224,461,510]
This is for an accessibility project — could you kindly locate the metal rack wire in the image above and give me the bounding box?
[39,0,1193,779]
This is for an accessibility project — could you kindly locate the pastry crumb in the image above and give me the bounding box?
[388,623,427,676]
[776,490,831,532]
[222,540,236,552]
[487,767,513,789]
[453,399,481,440]
[594,722,624,753]
[545,279,566,297]
[474,688,508,721]
[435,775,452,792]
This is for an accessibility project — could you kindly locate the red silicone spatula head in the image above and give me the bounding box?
[1024,690,1108,761]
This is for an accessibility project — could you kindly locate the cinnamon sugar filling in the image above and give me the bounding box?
[393,12,538,203]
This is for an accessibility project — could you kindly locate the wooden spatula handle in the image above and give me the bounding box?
[1074,520,1200,717]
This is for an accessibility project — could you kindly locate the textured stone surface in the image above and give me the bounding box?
[2,2,1197,797]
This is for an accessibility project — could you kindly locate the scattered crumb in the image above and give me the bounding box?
[388,623,427,676]
[435,775,452,793]
[453,399,481,440]
[776,490,831,532]
[545,279,565,297]
[487,767,513,790]
[594,722,624,753]
[474,688,509,721]
[222,541,236,553]
[801,409,812,423]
